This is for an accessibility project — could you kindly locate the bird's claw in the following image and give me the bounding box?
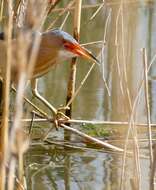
[53,106,70,130]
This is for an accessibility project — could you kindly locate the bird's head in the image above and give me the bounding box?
[42,29,99,64]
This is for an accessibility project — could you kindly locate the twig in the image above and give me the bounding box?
[88,2,105,22]
[101,8,112,96]
[51,3,103,13]
[47,0,61,15]
[81,40,103,46]
[59,11,70,30]
[51,1,148,13]
[3,118,156,128]
[11,86,49,119]
[60,124,123,152]
[47,0,75,30]
[66,62,96,108]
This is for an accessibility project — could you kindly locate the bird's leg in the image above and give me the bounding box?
[31,79,57,114]
[31,79,69,129]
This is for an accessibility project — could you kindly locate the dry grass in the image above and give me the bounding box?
[0,0,155,190]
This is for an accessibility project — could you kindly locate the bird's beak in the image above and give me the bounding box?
[64,42,100,65]
[73,43,100,65]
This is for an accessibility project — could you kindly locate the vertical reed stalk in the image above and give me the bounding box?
[65,0,82,134]
[0,1,13,189]
[8,158,16,190]
[8,35,27,190]
[66,0,82,113]
[0,0,4,22]
[118,2,140,189]
[142,48,153,164]
[142,48,153,190]
[150,144,156,190]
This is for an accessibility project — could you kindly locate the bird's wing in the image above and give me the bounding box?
[32,45,58,79]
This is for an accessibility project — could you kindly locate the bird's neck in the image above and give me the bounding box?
[57,49,77,61]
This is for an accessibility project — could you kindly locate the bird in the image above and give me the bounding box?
[0,29,99,119]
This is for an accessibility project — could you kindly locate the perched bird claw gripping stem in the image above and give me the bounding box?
[53,110,70,130]
[0,29,99,130]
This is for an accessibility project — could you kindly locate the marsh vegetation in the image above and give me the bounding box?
[0,0,156,190]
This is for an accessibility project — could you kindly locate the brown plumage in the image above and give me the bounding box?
[0,29,99,82]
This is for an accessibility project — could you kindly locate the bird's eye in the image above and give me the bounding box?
[63,42,71,49]
[63,41,78,53]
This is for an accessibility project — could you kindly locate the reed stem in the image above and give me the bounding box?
[66,0,82,117]
[0,1,13,189]
[65,0,82,139]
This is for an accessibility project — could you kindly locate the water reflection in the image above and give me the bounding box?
[25,144,114,190]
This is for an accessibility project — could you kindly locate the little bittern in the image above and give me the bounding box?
[0,29,99,117]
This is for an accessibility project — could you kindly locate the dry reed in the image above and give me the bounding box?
[0,1,155,190]
[65,0,82,117]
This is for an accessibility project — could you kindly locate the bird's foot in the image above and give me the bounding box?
[53,106,70,130]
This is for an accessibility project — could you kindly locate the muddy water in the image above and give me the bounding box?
[25,1,156,190]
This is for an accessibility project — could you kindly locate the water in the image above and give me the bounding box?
[25,144,114,190]
[25,0,156,189]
